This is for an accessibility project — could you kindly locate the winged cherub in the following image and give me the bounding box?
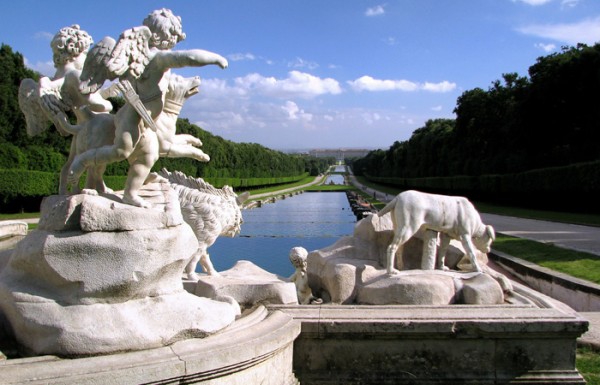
[68,8,228,208]
[18,24,114,194]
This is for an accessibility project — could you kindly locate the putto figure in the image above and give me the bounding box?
[289,247,322,305]
[19,24,114,194]
[68,8,227,208]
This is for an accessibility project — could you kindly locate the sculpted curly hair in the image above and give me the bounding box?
[50,24,93,66]
[289,247,308,268]
[143,8,186,50]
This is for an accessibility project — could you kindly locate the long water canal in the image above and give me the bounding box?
[209,192,356,277]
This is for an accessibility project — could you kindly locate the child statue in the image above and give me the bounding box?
[288,247,322,305]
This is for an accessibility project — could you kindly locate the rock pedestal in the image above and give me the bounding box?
[307,213,507,305]
[191,260,298,308]
[0,183,238,357]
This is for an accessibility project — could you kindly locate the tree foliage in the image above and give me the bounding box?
[352,43,600,180]
[0,43,333,201]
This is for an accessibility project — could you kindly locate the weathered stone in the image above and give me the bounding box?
[307,212,497,305]
[193,260,297,308]
[357,271,457,305]
[460,272,505,304]
[0,189,238,356]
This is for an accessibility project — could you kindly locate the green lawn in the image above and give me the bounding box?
[492,233,600,285]
[578,347,600,385]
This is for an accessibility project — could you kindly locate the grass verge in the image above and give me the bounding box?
[578,347,600,385]
[493,233,600,284]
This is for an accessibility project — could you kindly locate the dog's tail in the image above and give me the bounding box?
[377,196,397,217]
[52,112,83,136]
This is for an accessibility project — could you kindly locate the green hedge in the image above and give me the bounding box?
[0,169,309,213]
[365,161,600,212]
[205,173,309,188]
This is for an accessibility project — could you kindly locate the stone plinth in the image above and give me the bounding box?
[273,288,588,385]
[0,183,238,356]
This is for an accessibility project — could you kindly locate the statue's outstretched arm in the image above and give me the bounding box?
[154,49,228,71]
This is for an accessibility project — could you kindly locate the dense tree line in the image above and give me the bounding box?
[0,43,332,192]
[352,43,600,179]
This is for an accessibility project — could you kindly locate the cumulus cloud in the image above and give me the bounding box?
[236,71,342,99]
[365,5,386,16]
[422,81,457,93]
[348,76,418,92]
[282,101,313,122]
[348,76,456,93]
[517,16,600,45]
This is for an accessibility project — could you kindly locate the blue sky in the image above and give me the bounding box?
[2,0,600,150]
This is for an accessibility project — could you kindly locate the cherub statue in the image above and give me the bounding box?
[68,8,227,208]
[18,24,113,194]
[288,247,322,305]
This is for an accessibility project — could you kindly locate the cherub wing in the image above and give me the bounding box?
[18,78,50,136]
[79,36,117,95]
[106,26,152,80]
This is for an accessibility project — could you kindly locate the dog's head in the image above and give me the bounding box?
[473,225,495,254]
[166,74,201,103]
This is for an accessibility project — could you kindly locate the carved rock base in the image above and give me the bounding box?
[0,185,238,356]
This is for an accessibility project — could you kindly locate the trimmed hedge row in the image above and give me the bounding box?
[205,173,309,189]
[365,161,600,213]
[0,169,309,213]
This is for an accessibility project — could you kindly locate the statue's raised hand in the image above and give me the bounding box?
[217,56,228,69]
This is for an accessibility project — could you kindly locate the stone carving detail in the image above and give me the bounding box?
[307,209,513,305]
[289,247,322,304]
[154,169,249,279]
[0,183,238,356]
[18,24,114,195]
[18,9,226,208]
[67,8,227,208]
[377,190,495,275]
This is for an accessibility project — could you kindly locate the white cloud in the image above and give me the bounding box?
[235,71,342,99]
[348,76,456,93]
[422,81,457,93]
[24,57,55,77]
[518,16,600,45]
[431,105,443,112]
[348,76,418,92]
[365,5,386,17]
[511,0,552,5]
[282,101,313,122]
[534,42,557,52]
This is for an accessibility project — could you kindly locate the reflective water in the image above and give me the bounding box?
[209,192,355,276]
[324,174,344,184]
